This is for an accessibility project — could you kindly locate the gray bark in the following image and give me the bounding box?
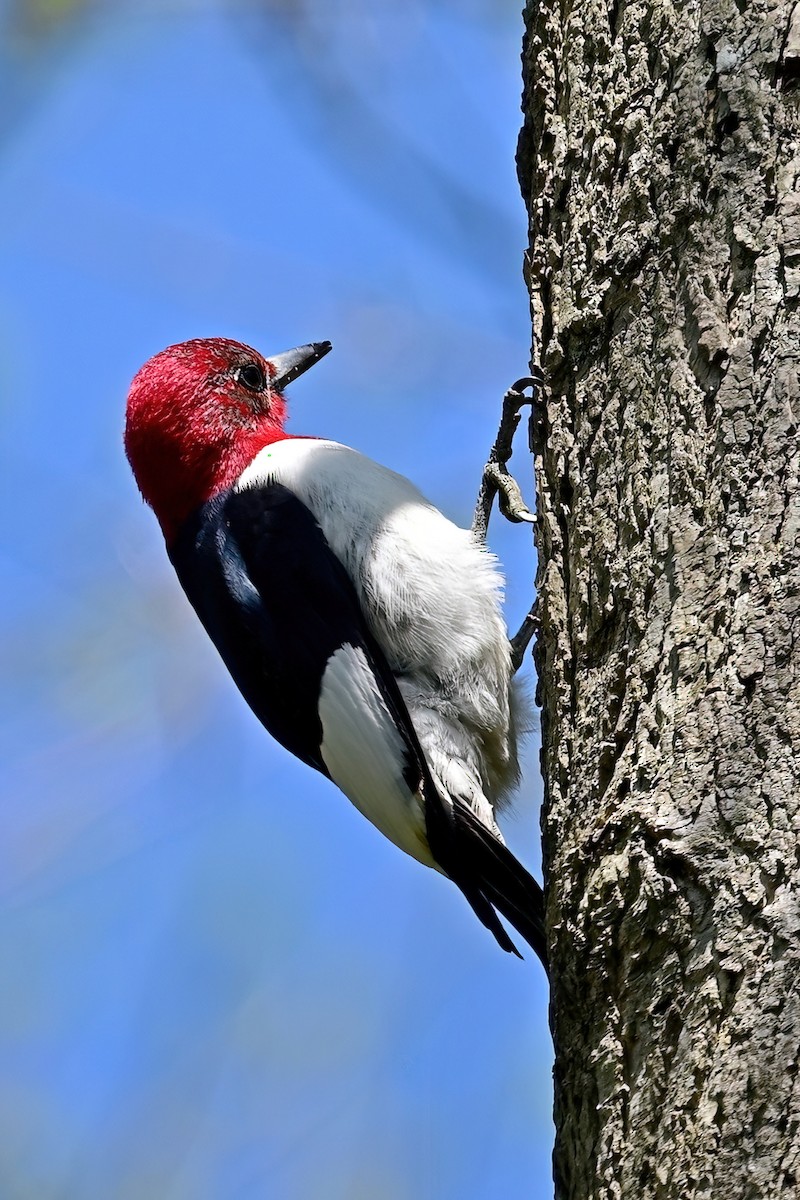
[518,0,800,1195]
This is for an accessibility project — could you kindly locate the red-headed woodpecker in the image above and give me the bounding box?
[125,338,546,965]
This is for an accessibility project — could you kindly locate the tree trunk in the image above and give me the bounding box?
[517,0,800,1195]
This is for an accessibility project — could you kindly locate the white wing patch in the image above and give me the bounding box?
[318,644,434,868]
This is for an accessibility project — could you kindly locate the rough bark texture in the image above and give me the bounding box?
[518,0,800,1195]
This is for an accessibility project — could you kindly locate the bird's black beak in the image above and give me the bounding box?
[266,341,332,390]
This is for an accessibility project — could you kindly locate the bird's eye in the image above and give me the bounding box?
[237,363,266,392]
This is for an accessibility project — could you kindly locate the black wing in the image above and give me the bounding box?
[170,482,416,782]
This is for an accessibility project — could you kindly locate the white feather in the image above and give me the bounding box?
[318,644,434,866]
[237,438,520,842]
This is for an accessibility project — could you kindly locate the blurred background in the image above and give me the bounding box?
[0,1,551,1197]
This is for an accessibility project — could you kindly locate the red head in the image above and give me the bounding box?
[124,337,331,542]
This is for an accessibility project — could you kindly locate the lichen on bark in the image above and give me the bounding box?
[518,0,800,1194]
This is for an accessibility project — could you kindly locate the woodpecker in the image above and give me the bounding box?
[125,337,546,966]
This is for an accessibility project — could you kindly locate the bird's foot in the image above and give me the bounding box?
[510,602,539,674]
[472,370,545,543]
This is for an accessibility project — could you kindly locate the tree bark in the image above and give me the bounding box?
[518,0,800,1195]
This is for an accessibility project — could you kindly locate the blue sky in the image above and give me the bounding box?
[0,3,552,1197]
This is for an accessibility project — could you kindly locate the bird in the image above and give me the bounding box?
[124,337,546,966]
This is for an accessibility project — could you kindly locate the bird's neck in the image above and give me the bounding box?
[154,426,302,546]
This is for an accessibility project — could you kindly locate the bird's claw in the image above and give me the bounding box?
[510,604,539,674]
[492,466,536,525]
[506,368,545,398]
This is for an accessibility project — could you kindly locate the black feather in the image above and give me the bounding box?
[424,785,548,971]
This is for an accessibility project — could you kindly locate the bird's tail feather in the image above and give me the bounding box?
[358,626,547,968]
[425,789,548,971]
